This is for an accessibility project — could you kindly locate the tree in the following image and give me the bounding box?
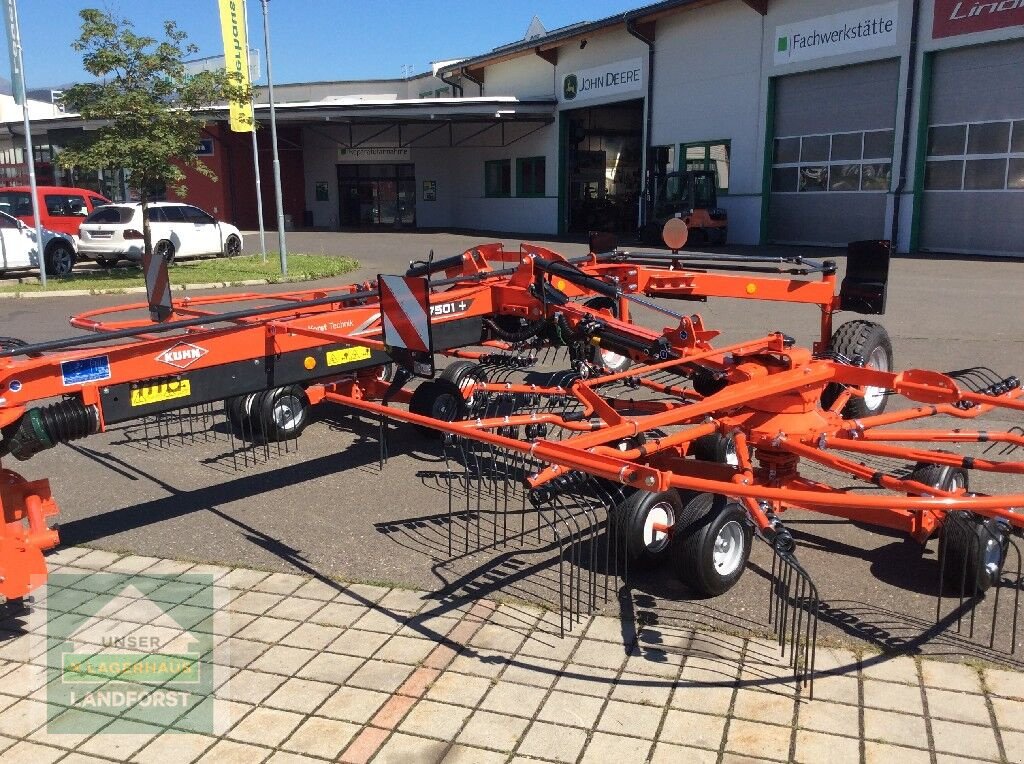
[57,9,247,263]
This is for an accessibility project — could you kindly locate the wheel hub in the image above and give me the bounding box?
[713,520,745,575]
[643,502,674,553]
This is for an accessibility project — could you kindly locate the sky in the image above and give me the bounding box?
[15,0,643,89]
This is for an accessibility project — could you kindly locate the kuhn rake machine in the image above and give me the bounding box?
[1,231,1022,689]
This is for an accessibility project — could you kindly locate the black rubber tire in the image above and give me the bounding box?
[408,379,467,438]
[915,463,1006,595]
[584,296,631,374]
[439,361,488,406]
[375,363,396,384]
[227,391,261,434]
[223,234,242,258]
[258,385,311,442]
[691,433,738,466]
[44,241,76,277]
[821,320,893,418]
[155,240,175,264]
[670,492,753,597]
[612,488,682,567]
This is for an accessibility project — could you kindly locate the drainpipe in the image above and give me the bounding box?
[627,17,654,231]
[890,0,921,254]
[439,69,463,98]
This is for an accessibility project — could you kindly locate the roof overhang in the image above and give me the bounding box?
[1,97,557,150]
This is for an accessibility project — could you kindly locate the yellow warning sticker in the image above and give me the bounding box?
[130,379,191,407]
[326,346,372,367]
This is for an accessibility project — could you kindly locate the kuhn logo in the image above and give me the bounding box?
[156,343,208,369]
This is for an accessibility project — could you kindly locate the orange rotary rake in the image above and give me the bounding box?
[1,235,1022,693]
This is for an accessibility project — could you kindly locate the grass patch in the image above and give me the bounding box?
[0,254,359,294]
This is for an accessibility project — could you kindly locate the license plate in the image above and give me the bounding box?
[130,379,191,407]
[326,347,372,367]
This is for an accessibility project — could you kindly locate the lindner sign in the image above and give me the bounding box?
[932,0,1024,38]
[561,58,643,103]
[774,3,899,65]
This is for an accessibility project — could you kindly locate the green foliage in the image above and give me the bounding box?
[57,9,248,200]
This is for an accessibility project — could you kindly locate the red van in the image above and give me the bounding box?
[0,185,112,248]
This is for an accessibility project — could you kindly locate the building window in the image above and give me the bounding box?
[516,156,545,197]
[924,119,1023,191]
[681,140,730,193]
[771,130,894,193]
[484,159,511,197]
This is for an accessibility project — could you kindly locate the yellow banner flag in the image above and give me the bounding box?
[217,0,254,132]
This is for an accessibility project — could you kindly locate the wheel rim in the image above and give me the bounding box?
[52,247,72,274]
[272,395,304,431]
[723,437,739,467]
[642,501,674,553]
[983,535,1003,579]
[598,347,628,371]
[226,237,240,256]
[156,242,173,261]
[433,392,460,421]
[713,520,745,576]
[862,346,890,410]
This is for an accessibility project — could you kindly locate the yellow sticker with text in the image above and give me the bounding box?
[326,347,372,367]
[130,379,192,407]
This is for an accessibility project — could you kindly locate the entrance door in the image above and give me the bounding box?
[563,99,644,234]
[337,163,416,228]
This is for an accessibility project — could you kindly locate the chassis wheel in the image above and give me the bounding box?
[44,241,75,277]
[583,296,631,374]
[409,379,466,438]
[440,361,488,407]
[613,488,681,566]
[259,385,311,442]
[822,320,893,418]
[918,464,1007,594]
[691,433,738,466]
[671,492,752,597]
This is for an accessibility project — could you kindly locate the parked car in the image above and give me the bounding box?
[0,185,111,250]
[0,210,78,276]
[78,202,244,266]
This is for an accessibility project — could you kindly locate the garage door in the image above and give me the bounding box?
[768,59,900,246]
[919,39,1024,257]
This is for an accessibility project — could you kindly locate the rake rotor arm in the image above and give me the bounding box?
[820,435,1024,476]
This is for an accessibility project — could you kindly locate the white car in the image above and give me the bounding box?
[0,210,77,277]
[78,202,244,266]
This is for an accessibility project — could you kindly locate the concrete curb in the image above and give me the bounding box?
[0,276,329,299]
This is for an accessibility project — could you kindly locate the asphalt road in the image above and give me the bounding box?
[2,231,1023,666]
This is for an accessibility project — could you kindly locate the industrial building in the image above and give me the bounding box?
[4,0,1023,255]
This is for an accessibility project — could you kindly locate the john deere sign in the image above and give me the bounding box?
[561,58,643,103]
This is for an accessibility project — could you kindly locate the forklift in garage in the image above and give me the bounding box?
[639,168,728,246]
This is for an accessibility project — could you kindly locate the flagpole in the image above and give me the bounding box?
[241,0,266,262]
[3,0,46,288]
[260,0,287,276]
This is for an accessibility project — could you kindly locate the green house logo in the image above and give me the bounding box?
[563,73,578,101]
[777,36,789,53]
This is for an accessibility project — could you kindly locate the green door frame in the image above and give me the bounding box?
[908,52,934,253]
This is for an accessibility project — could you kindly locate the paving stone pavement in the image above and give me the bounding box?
[0,546,1022,764]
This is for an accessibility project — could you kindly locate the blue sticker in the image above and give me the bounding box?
[61,356,111,387]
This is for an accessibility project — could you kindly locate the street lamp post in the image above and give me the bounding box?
[260,0,287,275]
